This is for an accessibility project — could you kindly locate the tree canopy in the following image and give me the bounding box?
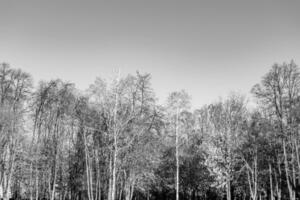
[1,61,300,200]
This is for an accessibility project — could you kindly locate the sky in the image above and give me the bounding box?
[1,0,300,108]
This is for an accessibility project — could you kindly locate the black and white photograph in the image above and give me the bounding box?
[0,1,300,200]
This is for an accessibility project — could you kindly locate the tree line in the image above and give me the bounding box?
[0,61,300,200]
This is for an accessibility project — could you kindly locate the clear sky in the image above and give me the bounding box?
[1,0,300,107]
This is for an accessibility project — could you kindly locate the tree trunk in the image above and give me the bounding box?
[112,134,117,200]
[295,140,300,178]
[50,150,59,200]
[175,107,179,200]
[226,177,231,200]
[275,158,281,200]
[108,154,112,200]
[245,159,257,200]
[283,141,295,200]
[269,163,274,200]
[88,152,94,200]
[112,71,120,200]
[3,148,16,200]
[35,167,39,200]
[84,131,94,200]
[35,134,41,200]
[95,149,101,200]
[29,162,34,200]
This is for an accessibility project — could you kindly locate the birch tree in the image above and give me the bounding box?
[0,63,32,200]
[252,60,300,200]
[166,90,190,200]
[205,94,247,200]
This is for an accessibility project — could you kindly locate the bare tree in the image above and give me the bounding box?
[166,90,191,200]
[252,61,300,200]
[205,93,247,200]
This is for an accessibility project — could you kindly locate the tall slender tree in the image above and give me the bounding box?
[166,90,190,200]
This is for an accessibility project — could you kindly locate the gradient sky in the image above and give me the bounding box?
[1,0,300,107]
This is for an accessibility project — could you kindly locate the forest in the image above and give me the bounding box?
[1,60,300,200]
